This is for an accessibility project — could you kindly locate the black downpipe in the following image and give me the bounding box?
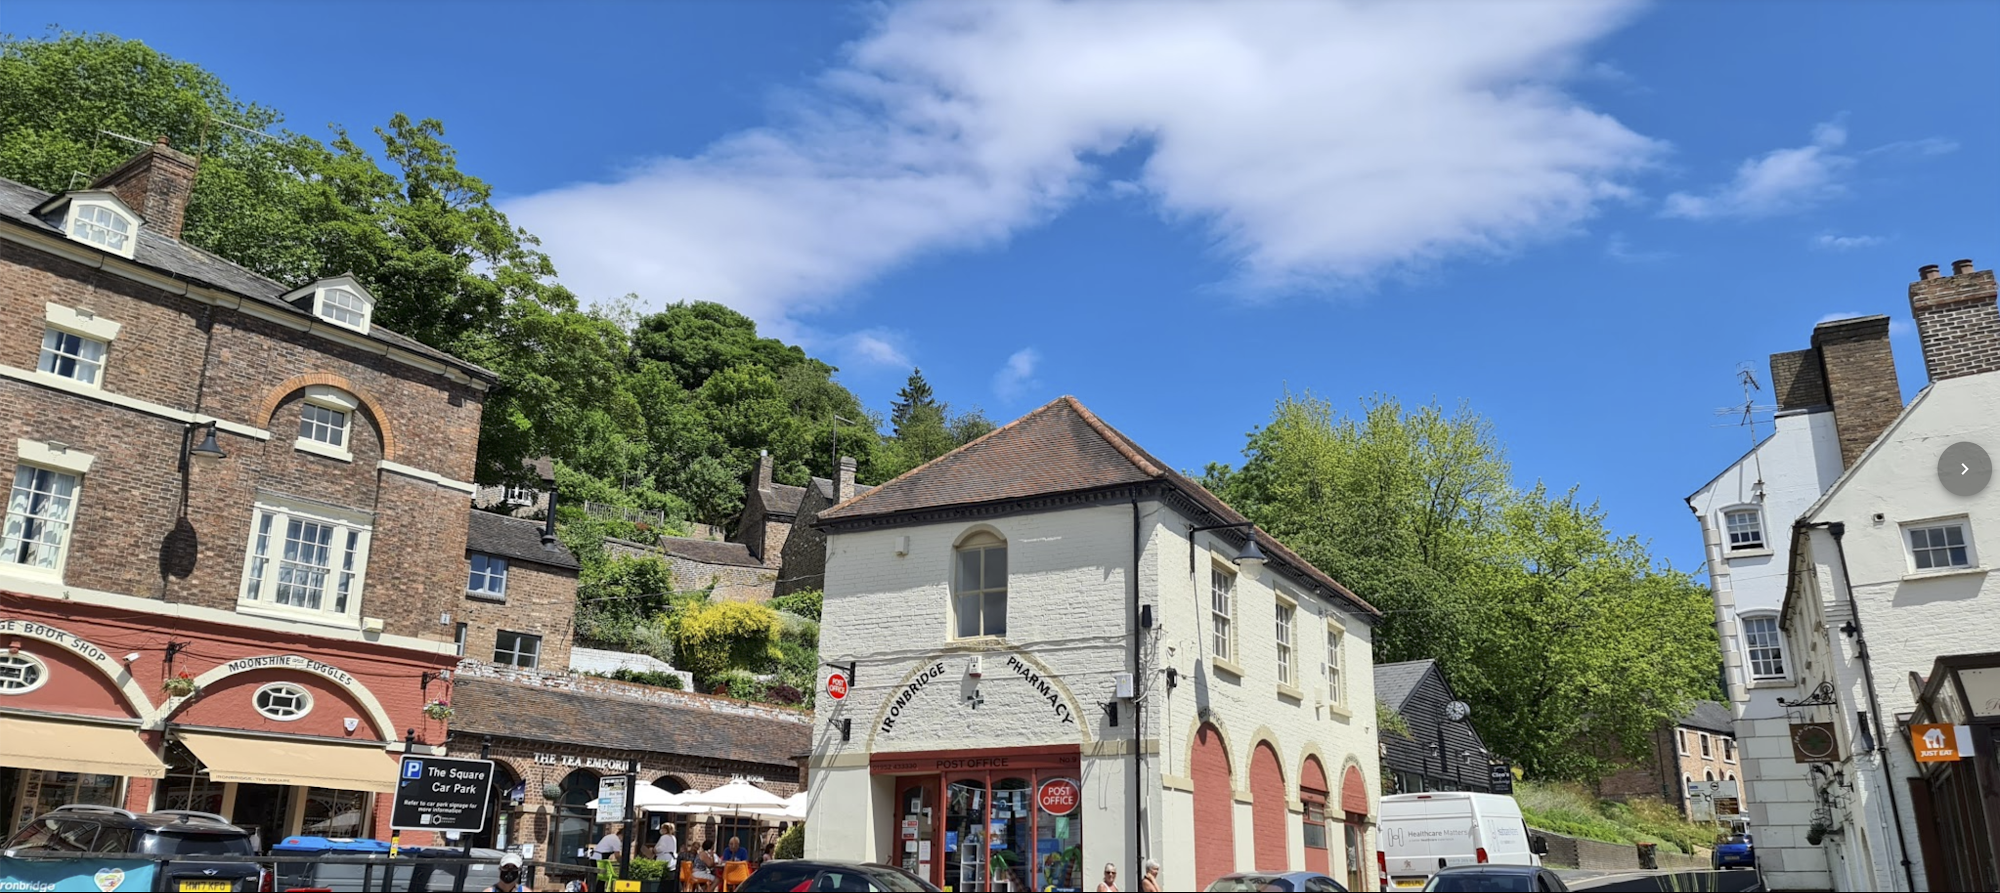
[1822,520,1917,891]
[1131,493,1146,878]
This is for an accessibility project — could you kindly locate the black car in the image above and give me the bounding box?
[1420,864,1570,892]
[1,804,264,892]
[737,859,940,892]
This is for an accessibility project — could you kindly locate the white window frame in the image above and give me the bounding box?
[951,531,1007,640]
[0,652,49,695]
[454,622,468,657]
[1721,506,1767,553]
[1210,564,1236,664]
[294,386,357,462]
[494,630,541,669]
[1740,614,1788,679]
[2,442,92,579]
[1324,619,1346,706]
[313,286,373,334]
[1677,730,1689,756]
[252,682,314,722]
[1904,519,1976,573]
[503,486,536,507]
[1699,733,1712,758]
[63,197,138,258]
[1723,738,1736,764]
[1275,595,1296,688]
[36,327,108,388]
[467,553,509,601]
[236,493,373,629]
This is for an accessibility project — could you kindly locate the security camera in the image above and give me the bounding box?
[123,652,141,664]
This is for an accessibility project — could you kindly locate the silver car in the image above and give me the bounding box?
[1205,870,1350,892]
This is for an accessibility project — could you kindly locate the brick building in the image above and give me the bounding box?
[1374,660,1500,795]
[808,397,1383,891]
[458,509,581,672]
[0,141,491,844]
[1598,701,1744,820]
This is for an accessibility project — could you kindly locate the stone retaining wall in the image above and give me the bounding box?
[1532,828,1711,871]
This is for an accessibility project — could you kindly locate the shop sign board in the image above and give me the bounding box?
[597,776,629,823]
[1487,762,1514,794]
[1913,723,1970,762]
[0,858,156,891]
[827,673,849,700]
[1037,778,1080,816]
[391,756,496,832]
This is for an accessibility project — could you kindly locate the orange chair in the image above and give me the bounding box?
[721,860,752,891]
[679,860,695,890]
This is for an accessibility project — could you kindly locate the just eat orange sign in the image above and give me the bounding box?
[1912,724,1966,762]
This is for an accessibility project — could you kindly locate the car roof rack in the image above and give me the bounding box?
[50,805,140,820]
[153,809,235,825]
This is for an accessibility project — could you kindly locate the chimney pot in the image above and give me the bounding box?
[89,139,198,240]
[1919,264,1942,280]
[154,135,170,146]
[1953,259,1976,276]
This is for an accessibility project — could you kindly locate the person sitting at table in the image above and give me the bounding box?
[721,835,750,863]
[689,840,719,891]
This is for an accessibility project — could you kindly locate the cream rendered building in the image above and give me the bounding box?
[806,397,1382,892]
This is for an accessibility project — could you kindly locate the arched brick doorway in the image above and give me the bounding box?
[1340,764,1371,891]
[1300,755,1331,876]
[1250,742,1287,871]
[1192,723,1235,889]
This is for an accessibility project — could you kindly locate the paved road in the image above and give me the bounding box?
[1559,868,1763,892]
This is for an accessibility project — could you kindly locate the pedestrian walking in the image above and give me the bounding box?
[487,854,533,892]
[1139,859,1162,892]
[1097,862,1121,892]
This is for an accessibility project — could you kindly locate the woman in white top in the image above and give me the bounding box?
[654,823,678,862]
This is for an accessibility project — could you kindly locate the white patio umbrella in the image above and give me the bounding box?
[678,779,789,815]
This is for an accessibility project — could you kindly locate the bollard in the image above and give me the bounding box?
[1635,841,1658,871]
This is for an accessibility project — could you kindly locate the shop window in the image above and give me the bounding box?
[952,531,1007,639]
[1344,824,1363,890]
[16,770,120,827]
[553,770,598,865]
[155,741,225,815]
[254,682,314,721]
[0,652,48,694]
[301,788,369,837]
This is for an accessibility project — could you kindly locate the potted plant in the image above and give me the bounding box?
[423,699,454,722]
[162,671,197,698]
[1806,818,1840,846]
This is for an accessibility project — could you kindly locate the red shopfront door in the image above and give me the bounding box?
[874,745,1084,892]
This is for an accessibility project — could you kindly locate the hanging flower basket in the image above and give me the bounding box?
[424,699,455,722]
[162,672,198,698]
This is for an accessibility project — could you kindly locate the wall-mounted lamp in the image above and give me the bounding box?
[1187,520,1267,577]
[185,421,227,465]
[420,669,452,693]
[1164,666,1180,689]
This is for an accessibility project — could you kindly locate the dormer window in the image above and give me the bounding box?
[37,193,142,259]
[283,277,376,335]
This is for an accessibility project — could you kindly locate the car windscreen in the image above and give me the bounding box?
[1208,875,1297,892]
[1420,873,1534,892]
[138,831,254,857]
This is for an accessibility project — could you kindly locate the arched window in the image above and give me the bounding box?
[1705,770,1716,782]
[953,530,1007,638]
[554,770,599,866]
[253,682,313,721]
[66,200,136,257]
[653,776,689,794]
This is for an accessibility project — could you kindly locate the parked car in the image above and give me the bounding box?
[1378,792,1548,889]
[1419,864,1570,892]
[0,805,264,892]
[1712,832,1756,870]
[1205,869,1350,891]
[736,859,939,892]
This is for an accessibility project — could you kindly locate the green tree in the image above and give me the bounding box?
[674,600,782,683]
[890,368,937,435]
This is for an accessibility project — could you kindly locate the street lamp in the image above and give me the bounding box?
[1187,521,1267,576]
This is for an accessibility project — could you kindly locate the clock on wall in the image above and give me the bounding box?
[1940,442,1992,497]
[1444,700,1471,722]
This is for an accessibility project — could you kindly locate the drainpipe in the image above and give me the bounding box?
[1814,520,1916,891]
[1131,493,1146,879]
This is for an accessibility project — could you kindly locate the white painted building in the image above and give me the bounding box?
[1780,259,2000,891]
[1685,316,1892,890]
[806,397,1382,892]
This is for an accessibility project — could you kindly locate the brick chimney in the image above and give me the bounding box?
[754,449,774,491]
[1811,315,1902,469]
[1769,349,1831,412]
[836,456,857,502]
[1909,259,2000,382]
[90,137,198,240]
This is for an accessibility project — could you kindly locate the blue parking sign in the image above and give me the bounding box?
[403,759,423,780]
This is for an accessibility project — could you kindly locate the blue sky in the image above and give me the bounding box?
[12,0,1998,571]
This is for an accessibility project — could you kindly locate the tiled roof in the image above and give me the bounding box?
[466,510,579,570]
[766,483,808,517]
[450,677,807,768]
[818,396,1380,618]
[1374,659,1436,712]
[0,177,493,381]
[1679,700,1735,734]
[654,537,763,568]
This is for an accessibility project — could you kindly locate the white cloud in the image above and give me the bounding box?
[504,0,1658,323]
[1605,233,1672,263]
[1663,121,1856,220]
[993,347,1041,402]
[833,328,913,369]
[1812,233,1884,251]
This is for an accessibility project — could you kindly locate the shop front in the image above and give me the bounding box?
[873,745,1085,892]
[1909,652,2000,892]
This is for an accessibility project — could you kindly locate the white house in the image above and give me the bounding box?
[805,396,1383,892]
[1685,314,1901,890]
[1780,259,2000,891]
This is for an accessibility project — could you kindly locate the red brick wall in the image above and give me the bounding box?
[1192,723,1235,889]
[1910,264,2000,382]
[454,559,580,671]
[1250,742,1288,871]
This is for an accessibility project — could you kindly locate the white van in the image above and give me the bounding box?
[1376,792,1548,889]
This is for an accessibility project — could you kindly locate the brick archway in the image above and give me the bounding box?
[254,372,398,461]
[1250,741,1287,871]
[1300,755,1331,876]
[1191,722,1235,889]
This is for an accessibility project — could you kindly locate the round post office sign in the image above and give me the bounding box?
[1038,778,1080,815]
[827,673,849,700]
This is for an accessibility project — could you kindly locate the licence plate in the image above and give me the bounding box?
[178,883,233,892]
[1393,881,1426,889]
